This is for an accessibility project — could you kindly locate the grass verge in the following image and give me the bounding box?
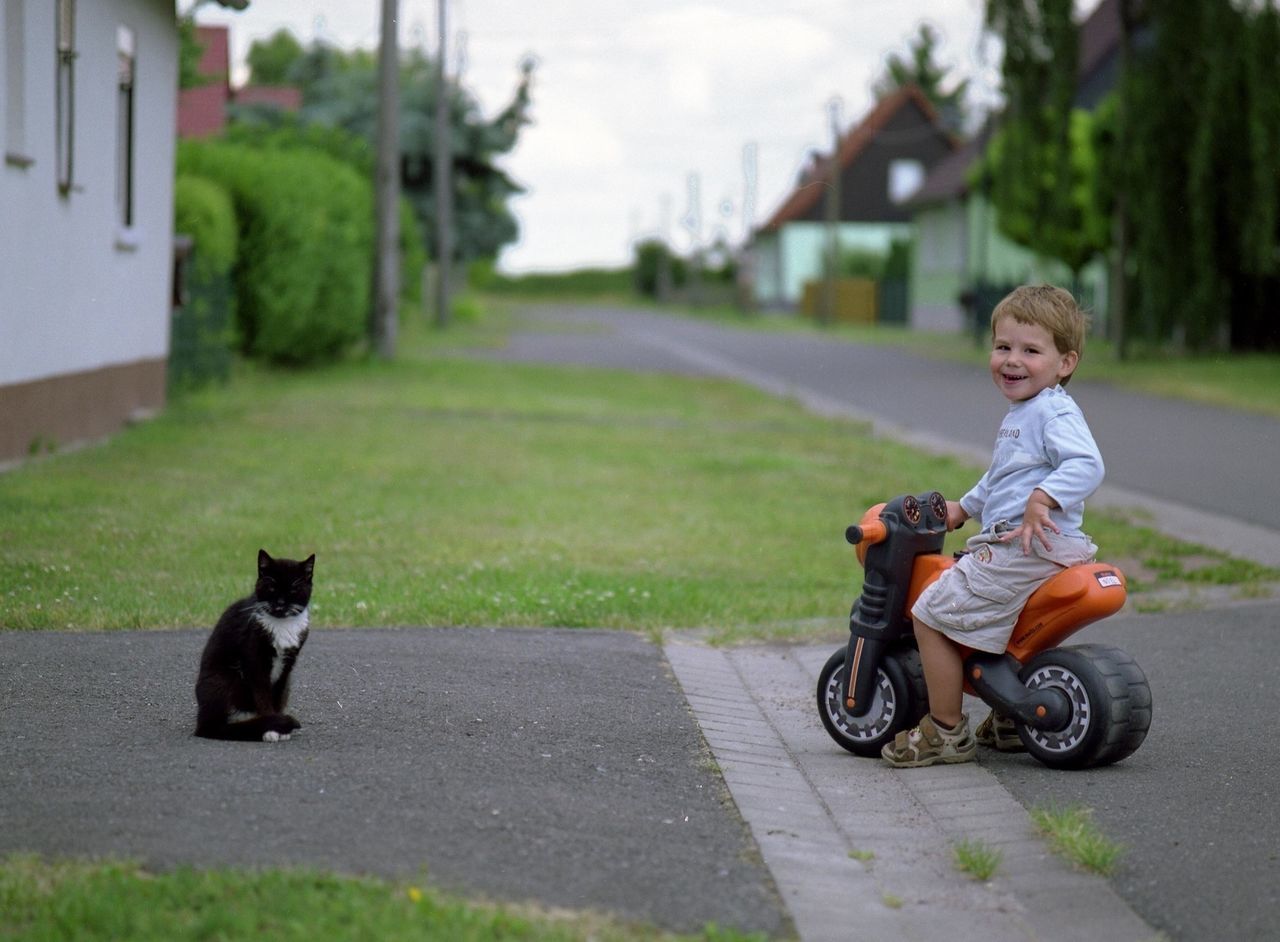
[1030,804,1126,875]
[952,839,1002,882]
[0,854,765,942]
[1,315,1274,635]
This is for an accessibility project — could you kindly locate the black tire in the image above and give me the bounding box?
[817,646,929,757]
[1016,644,1152,769]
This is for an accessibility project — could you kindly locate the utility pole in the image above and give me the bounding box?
[433,0,453,329]
[657,193,673,302]
[822,97,842,327]
[739,142,758,313]
[684,172,703,307]
[373,0,400,358]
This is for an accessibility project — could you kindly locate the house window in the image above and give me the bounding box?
[4,0,30,166]
[55,0,75,194]
[888,159,924,204]
[116,25,136,228]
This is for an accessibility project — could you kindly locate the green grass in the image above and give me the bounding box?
[0,342,956,633]
[952,839,1002,882]
[1,316,1274,635]
[1030,804,1126,876]
[0,855,766,942]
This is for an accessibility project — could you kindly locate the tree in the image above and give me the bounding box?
[874,23,970,133]
[246,28,305,85]
[981,0,1089,269]
[1117,0,1280,351]
[241,35,534,266]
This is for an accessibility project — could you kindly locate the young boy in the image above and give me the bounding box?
[882,284,1104,768]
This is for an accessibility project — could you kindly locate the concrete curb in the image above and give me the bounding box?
[663,636,1159,942]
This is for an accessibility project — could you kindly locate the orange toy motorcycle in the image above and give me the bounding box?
[816,492,1152,769]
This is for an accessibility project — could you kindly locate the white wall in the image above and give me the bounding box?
[0,0,177,387]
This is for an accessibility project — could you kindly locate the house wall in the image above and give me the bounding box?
[0,0,176,463]
[766,221,912,308]
[911,202,967,332]
[910,193,1110,334]
[967,194,1110,328]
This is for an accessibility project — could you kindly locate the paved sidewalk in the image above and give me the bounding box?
[663,636,1157,942]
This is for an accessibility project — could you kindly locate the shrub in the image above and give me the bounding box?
[177,140,373,365]
[171,174,237,391]
[173,174,237,280]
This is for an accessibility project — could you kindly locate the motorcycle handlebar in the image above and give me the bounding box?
[845,520,887,546]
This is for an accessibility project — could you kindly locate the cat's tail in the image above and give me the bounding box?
[195,712,300,742]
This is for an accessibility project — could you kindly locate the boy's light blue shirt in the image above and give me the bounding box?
[959,385,1103,537]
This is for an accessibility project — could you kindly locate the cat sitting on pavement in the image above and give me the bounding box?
[195,549,315,743]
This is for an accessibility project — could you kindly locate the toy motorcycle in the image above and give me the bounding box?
[816,492,1152,769]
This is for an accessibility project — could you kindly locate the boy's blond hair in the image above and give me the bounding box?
[990,285,1089,384]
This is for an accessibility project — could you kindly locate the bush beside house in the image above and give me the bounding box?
[171,175,238,391]
[177,141,374,365]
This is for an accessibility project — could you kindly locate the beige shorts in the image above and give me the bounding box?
[911,531,1097,654]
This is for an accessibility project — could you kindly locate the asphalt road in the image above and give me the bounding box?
[979,605,1280,942]
[0,627,789,937]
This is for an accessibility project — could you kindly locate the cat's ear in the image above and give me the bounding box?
[258,549,272,572]
[302,554,315,577]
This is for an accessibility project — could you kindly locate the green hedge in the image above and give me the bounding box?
[173,174,237,280]
[171,174,238,392]
[177,141,373,365]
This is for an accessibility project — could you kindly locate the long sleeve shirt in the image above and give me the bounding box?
[959,385,1104,538]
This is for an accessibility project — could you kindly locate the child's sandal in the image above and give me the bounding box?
[976,710,1026,752]
[881,714,977,768]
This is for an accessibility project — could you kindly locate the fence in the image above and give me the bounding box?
[168,236,233,394]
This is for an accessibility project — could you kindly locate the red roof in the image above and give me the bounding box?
[761,85,952,232]
[235,85,303,111]
[177,26,231,138]
[195,24,230,80]
[177,25,303,138]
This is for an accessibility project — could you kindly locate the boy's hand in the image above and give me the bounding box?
[945,500,969,532]
[1005,489,1060,554]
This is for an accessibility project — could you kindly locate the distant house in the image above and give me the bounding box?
[176,24,231,138]
[176,24,300,140]
[907,0,1122,333]
[749,85,957,309]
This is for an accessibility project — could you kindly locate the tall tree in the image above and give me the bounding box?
[874,23,969,133]
[245,28,305,85]
[1119,0,1280,351]
[237,35,534,266]
[982,0,1087,270]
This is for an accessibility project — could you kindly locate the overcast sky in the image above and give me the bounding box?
[194,1,1020,274]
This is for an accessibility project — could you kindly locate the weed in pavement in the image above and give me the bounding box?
[1031,804,1126,875]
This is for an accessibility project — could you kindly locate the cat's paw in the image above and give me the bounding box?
[263,730,291,743]
[280,714,301,732]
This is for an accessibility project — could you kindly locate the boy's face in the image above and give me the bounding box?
[989,317,1079,403]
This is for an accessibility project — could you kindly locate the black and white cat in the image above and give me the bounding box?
[195,549,315,743]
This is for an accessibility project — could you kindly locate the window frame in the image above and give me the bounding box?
[3,0,32,168]
[115,24,136,229]
[55,0,76,194]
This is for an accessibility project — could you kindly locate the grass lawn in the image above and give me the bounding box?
[1,312,1274,637]
[0,855,764,942]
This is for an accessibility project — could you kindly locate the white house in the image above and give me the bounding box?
[1,0,180,466]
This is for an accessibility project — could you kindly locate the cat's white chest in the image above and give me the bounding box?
[256,609,309,654]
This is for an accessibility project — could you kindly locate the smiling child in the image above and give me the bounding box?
[882,284,1105,768]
